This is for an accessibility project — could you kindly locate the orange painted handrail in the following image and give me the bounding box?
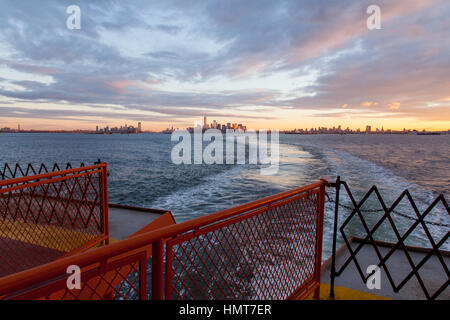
[0,163,106,187]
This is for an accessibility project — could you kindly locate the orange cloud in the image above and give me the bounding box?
[388,102,401,110]
[361,101,378,107]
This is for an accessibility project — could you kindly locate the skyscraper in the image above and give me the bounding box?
[203,116,207,129]
[138,122,142,133]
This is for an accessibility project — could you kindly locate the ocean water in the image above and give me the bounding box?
[0,133,448,257]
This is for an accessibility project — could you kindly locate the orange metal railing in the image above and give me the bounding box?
[0,164,109,278]
[163,182,326,299]
[0,178,326,300]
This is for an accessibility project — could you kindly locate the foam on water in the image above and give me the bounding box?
[147,142,321,222]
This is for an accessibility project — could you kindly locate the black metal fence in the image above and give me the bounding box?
[327,176,449,300]
[0,160,102,180]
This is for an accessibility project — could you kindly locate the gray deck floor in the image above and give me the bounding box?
[108,205,163,240]
[321,239,450,300]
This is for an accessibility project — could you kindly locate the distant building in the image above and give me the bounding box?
[94,122,143,134]
[366,125,371,134]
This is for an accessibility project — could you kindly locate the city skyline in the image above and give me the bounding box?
[1,120,448,134]
[0,1,449,131]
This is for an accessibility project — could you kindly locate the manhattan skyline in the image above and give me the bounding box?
[0,1,449,131]
[1,121,448,134]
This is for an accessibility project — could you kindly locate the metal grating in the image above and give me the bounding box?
[165,189,324,300]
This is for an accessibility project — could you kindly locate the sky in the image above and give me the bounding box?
[0,0,449,131]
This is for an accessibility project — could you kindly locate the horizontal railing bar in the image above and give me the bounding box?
[0,164,106,188]
[0,169,103,194]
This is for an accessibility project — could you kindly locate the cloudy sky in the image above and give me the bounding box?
[0,0,449,131]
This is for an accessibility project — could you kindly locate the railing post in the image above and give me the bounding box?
[314,180,326,299]
[151,240,164,300]
[102,163,109,245]
[329,176,340,298]
[139,257,148,300]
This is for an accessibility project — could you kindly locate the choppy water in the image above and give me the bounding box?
[0,133,449,257]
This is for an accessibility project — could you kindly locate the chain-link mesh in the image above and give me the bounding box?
[165,188,324,300]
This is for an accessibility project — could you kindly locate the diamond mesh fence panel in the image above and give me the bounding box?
[165,189,323,300]
[331,179,450,300]
[0,165,107,277]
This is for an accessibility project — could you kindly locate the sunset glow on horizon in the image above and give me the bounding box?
[0,1,449,131]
